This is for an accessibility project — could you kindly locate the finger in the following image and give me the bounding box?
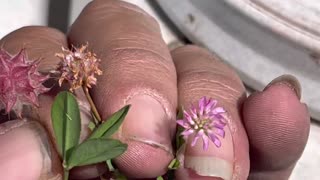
[243,75,310,180]
[68,0,177,178]
[0,120,60,180]
[0,26,66,73]
[172,45,250,180]
[0,26,68,179]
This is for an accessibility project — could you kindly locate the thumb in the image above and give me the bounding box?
[0,119,62,180]
[0,26,67,180]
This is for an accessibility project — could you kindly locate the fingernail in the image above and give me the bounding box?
[115,95,174,177]
[0,120,52,180]
[122,95,173,153]
[182,122,234,180]
[264,74,301,99]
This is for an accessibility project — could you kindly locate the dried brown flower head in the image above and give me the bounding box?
[55,44,102,91]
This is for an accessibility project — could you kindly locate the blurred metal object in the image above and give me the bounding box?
[156,0,320,121]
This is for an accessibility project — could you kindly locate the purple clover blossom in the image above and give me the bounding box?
[177,97,227,150]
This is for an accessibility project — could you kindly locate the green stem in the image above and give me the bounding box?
[63,169,69,180]
[82,86,102,123]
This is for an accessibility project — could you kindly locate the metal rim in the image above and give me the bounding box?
[156,0,320,120]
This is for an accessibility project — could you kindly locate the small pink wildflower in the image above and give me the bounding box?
[0,49,50,117]
[55,44,102,91]
[177,97,227,150]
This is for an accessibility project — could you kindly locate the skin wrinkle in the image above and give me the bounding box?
[184,78,242,94]
[178,66,242,83]
[99,66,170,82]
[112,47,170,65]
[107,37,160,46]
[0,120,27,135]
[32,36,64,46]
[0,27,67,74]
[179,69,233,79]
[179,84,241,103]
[106,39,164,51]
[108,49,170,68]
[126,136,173,154]
[100,52,173,82]
[9,29,65,47]
[82,7,157,32]
[179,87,236,107]
[175,67,242,87]
[184,87,235,102]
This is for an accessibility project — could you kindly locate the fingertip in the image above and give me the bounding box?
[0,25,67,73]
[243,81,310,173]
[263,74,302,100]
[0,120,61,180]
[114,141,173,178]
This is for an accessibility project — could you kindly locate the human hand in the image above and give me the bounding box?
[0,0,310,179]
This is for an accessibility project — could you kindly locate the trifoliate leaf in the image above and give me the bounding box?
[51,91,81,160]
[89,105,130,139]
[67,139,127,169]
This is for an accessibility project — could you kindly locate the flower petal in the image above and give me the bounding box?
[197,129,205,137]
[209,113,226,122]
[191,135,200,147]
[212,107,226,114]
[176,119,190,128]
[186,116,195,125]
[181,129,194,136]
[208,133,222,148]
[202,134,210,150]
[198,97,206,116]
[183,110,190,118]
[213,138,222,148]
[212,121,226,129]
[5,95,17,113]
[214,128,225,138]
[190,105,198,119]
[205,99,217,113]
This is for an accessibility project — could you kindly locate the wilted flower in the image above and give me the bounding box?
[55,44,102,91]
[177,97,227,150]
[0,49,50,117]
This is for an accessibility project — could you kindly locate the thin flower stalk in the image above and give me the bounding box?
[55,44,103,123]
